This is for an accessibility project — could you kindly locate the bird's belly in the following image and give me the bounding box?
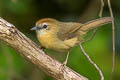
[37,34,54,48]
[37,35,69,52]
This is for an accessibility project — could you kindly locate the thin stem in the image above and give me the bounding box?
[83,0,104,43]
[107,0,115,79]
[79,43,104,80]
[99,0,104,17]
[82,28,98,43]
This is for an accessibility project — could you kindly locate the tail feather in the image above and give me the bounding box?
[80,17,113,31]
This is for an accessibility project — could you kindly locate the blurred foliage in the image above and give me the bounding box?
[0,0,120,80]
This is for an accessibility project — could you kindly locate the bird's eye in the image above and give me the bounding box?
[42,23,48,29]
[42,24,47,28]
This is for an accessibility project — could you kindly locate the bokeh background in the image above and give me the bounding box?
[0,0,120,80]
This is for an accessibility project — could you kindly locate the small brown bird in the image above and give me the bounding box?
[31,17,112,65]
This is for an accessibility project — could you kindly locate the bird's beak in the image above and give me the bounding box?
[30,26,38,31]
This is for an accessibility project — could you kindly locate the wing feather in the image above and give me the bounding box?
[57,22,82,40]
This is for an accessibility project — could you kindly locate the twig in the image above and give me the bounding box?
[79,17,112,80]
[0,17,88,80]
[99,0,104,17]
[82,0,104,43]
[79,43,104,80]
[107,0,115,79]
[82,28,98,43]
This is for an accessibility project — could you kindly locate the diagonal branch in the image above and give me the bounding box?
[0,17,88,80]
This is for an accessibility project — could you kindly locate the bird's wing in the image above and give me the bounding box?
[57,22,83,41]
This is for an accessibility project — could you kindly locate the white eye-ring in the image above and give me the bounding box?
[42,23,48,29]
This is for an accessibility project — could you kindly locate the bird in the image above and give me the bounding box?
[31,17,112,65]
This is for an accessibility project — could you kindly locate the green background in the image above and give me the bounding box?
[0,0,120,80]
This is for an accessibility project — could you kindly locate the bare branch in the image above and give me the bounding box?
[99,0,104,17]
[107,0,115,79]
[79,43,104,80]
[0,17,88,80]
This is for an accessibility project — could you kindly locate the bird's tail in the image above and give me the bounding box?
[80,17,113,31]
[77,17,113,42]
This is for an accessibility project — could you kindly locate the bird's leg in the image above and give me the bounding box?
[62,51,70,66]
[60,51,70,73]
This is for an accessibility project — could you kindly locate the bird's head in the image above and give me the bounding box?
[31,18,59,35]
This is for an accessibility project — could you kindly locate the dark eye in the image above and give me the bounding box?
[42,24,48,29]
